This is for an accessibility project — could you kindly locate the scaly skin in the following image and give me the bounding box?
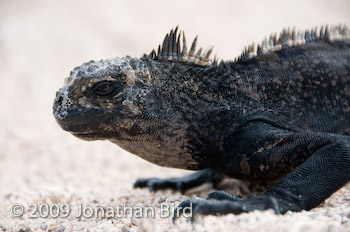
[53,25,350,218]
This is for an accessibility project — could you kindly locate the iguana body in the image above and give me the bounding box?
[53,25,350,216]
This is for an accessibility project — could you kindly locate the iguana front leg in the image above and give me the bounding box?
[174,132,350,219]
[134,169,222,194]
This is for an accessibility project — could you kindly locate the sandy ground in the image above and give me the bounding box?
[0,0,350,231]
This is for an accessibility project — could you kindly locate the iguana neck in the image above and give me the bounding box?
[141,58,244,120]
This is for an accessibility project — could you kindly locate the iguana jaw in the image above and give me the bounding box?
[53,93,116,140]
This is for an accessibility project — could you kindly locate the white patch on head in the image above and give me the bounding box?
[54,88,72,119]
[92,65,108,74]
[78,96,92,109]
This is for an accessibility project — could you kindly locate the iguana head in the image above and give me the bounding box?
[53,56,153,140]
[53,26,215,142]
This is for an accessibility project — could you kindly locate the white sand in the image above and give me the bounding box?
[0,0,350,231]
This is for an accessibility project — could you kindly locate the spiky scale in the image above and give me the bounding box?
[181,31,188,61]
[172,27,178,59]
[157,45,161,59]
[204,46,214,65]
[194,47,202,64]
[257,44,262,55]
[325,25,330,41]
[319,26,325,39]
[148,49,156,59]
[188,35,198,61]
[168,29,174,60]
[161,34,169,59]
[176,32,181,60]
[269,34,274,49]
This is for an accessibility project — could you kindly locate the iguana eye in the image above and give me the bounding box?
[92,81,116,96]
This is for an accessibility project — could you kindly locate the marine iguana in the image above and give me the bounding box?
[53,25,350,218]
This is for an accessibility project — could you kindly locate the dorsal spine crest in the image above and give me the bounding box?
[150,26,214,66]
[239,24,350,62]
[149,24,350,66]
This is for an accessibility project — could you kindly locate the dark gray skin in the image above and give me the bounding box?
[53,25,350,218]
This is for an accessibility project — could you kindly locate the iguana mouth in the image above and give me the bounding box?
[70,131,103,141]
[53,102,114,135]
